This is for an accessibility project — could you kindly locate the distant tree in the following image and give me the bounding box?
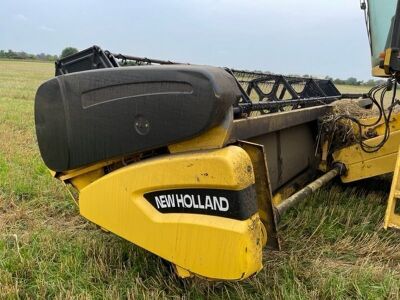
[333,78,345,85]
[60,47,78,59]
[363,79,386,86]
[364,79,376,86]
[6,49,17,59]
[345,77,360,86]
[37,53,46,60]
[376,79,386,85]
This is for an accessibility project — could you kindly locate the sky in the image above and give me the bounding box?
[1,0,373,80]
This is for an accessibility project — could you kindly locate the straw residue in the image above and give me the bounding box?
[319,99,379,150]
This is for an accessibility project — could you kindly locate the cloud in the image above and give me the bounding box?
[14,14,27,21]
[39,25,55,32]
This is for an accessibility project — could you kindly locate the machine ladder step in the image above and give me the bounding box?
[384,146,400,229]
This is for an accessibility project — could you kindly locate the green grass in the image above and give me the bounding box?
[1,60,400,299]
[336,84,371,95]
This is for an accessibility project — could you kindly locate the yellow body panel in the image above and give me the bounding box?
[79,146,264,280]
[384,48,395,76]
[69,168,105,191]
[56,159,121,190]
[168,110,232,154]
[344,112,400,139]
[340,153,397,183]
[384,146,400,229]
[333,130,400,183]
[372,65,390,77]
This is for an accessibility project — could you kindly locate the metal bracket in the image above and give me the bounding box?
[238,140,280,250]
[384,145,400,229]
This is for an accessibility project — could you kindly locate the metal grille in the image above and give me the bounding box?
[55,46,367,118]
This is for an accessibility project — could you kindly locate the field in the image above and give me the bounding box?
[0,60,400,299]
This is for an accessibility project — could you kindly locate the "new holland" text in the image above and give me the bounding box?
[154,194,229,212]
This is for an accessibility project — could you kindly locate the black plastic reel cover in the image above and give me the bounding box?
[35,65,241,172]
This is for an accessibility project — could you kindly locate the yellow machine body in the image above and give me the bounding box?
[48,84,400,281]
[332,112,400,183]
[34,0,400,284]
[71,146,264,280]
[328,111,400,230]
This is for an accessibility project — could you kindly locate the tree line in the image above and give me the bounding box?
[0,48,387,86]
[0,47,79,61]
[290,74,385,87]
[0,49,58,61]
[324,76,385,87]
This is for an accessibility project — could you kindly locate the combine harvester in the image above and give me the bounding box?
[35,0,400,280]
